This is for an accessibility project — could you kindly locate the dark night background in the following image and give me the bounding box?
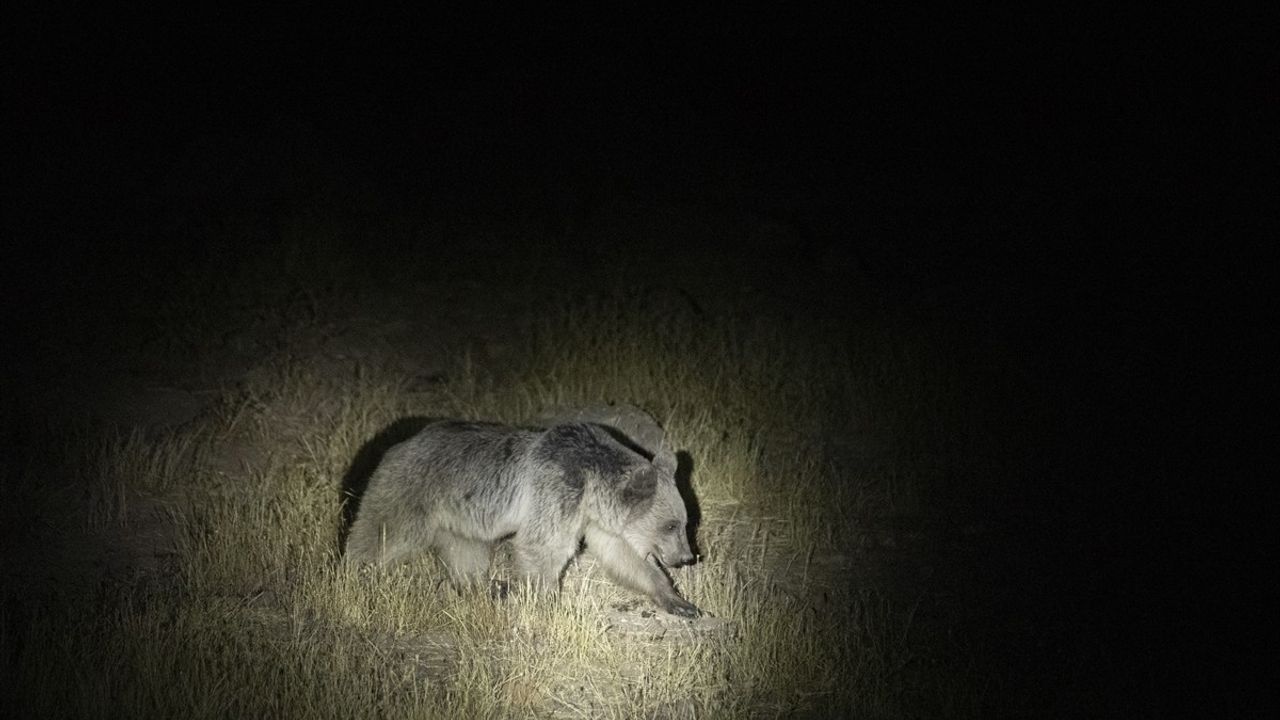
[3,4,1275,716]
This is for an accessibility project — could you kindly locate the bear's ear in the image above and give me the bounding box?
[653,438,677,478]
[621,465,657,504]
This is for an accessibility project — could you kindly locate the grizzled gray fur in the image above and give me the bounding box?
[343,407,699,617]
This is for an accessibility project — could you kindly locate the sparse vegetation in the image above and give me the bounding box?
[3,208,1007,718]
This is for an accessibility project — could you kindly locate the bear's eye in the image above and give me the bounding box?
[665,521,680,533]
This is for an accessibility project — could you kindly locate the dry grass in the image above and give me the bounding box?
[3,230,991,717]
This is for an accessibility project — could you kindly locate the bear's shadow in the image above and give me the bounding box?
[675,450,702,561]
